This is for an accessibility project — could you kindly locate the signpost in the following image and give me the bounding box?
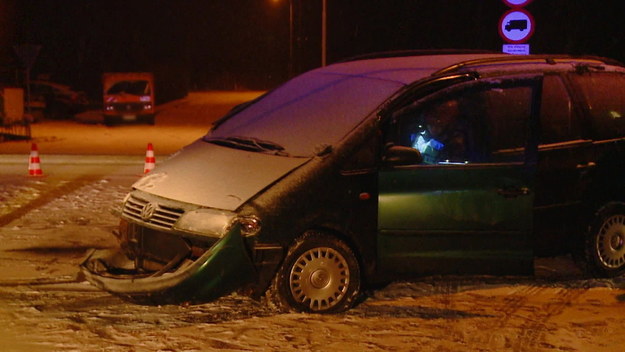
[13,44,41,116]
[499,0,535,55]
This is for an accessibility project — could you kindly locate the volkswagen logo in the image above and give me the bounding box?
[141,202,157,221]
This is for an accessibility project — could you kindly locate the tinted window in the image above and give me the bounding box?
[571,73,625,140]
[480,86,532,153]
[107,80,151,95]
[389,82,534,164]
[540,75,578,143]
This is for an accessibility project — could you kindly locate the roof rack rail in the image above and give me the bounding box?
[336,49,499,63]
[434,54,625,76]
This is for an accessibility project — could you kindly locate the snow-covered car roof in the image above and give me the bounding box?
[208,53,509,157]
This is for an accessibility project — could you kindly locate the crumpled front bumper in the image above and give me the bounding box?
[80,224,256,304]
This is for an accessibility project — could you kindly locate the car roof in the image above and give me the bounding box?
[30,80,74,91]
[317,53,625,85]
[314,54,510,85]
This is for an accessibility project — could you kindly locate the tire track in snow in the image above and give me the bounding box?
[0,175,101,227]
[470,284,545,349]
[511,285,588,351]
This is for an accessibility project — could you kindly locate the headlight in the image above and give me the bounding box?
[173,209,262,238]
[174,208,236,237]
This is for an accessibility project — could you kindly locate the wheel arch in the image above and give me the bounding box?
[304,225,367,278]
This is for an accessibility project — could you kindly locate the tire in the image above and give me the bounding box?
[584,202,625,277]
[143,114,155,125]
[267,231,361,313]
[104,116,116,127]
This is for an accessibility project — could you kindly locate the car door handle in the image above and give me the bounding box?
[576,161,597,169]
[496,186,530,198]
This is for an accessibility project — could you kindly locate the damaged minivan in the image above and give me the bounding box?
[82,52,625,313]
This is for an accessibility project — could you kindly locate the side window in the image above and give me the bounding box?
[480,86,532,158]
[410,98,473,164]
[388,81,535,164]
[540,75,579,143]
[570,72,625,140]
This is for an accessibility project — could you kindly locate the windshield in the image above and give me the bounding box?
[206,70,404,157]
[107,80,150,95]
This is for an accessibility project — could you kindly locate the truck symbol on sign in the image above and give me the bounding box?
[505,19,528,31]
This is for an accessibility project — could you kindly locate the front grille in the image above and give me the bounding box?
[113,102,145,113]
[122,194,185,230]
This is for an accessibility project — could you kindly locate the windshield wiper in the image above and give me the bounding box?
[204,136,289,156]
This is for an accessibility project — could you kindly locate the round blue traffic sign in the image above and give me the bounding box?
[502,0,534,8]
[499,8,535,44]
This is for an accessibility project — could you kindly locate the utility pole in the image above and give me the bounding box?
[321,0,327,66]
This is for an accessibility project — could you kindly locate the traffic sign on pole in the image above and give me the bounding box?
[502,0,534,8]
[499,8,535,44]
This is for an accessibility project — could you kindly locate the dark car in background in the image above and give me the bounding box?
[28,80,90,119]
[82,52,625,313]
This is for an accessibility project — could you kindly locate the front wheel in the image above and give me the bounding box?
[103,116,117,127]
[267,232,361,313]
[584,202,625,277]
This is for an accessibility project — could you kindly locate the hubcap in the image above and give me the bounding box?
[596,214,625,269]
[289,247,350,311]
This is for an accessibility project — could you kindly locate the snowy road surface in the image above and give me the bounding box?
[0,162,623,352]
[0,91,624,351]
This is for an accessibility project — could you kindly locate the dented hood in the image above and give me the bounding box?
[133,140,309,211]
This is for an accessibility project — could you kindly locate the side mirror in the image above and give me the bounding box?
[384,145,423,166]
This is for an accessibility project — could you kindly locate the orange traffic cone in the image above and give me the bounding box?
[143,143,155,174]
[28,143,44,176]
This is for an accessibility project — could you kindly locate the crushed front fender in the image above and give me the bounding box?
[80,224,256,304]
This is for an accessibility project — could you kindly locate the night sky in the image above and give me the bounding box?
[2,0,625,102]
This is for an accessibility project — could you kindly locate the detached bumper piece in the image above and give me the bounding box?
[81,224,256,304]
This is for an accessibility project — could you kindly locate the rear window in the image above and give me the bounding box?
[570,72,625,140]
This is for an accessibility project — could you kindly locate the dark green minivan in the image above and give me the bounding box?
[82,53,625,313]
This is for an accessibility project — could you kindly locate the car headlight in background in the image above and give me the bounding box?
[173,208,261,238]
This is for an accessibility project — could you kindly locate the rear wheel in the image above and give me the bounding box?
[584,202,625,277]
[267,232,361,313]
